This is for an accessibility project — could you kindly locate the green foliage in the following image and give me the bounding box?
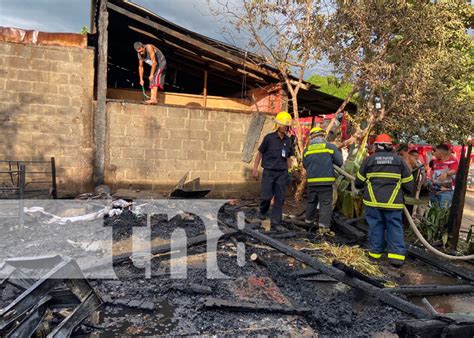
[80,26,89,35]
[418,206,450,246]
[335,129,369,218]
[306,74,356,101]
[404,196,428,206]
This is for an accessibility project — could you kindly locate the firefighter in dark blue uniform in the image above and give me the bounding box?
[303,127,343,230]
[355,134,414,267]
[253,111,294,227]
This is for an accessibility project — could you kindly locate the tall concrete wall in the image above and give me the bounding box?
[0,41,275,198]
[0,41,94,195]
[106,102,273,198]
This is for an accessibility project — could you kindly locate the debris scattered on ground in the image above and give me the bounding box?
[0,255,102,337]
[302,240,395,285]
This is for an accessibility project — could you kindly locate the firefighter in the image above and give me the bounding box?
[355,134,414,267]
[253,111,294,227]
[303,127,343,230]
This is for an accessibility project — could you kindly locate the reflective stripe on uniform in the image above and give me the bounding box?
[304,149,334,157]
[388,180,402,205]
[369,252,382,259]
[363,199,404,209]
[356,171,366,181]
[307,177,336,183]
[401,175,414,183]
[388,253,405,261]
[367,180,377,203]
[367,172,401,179]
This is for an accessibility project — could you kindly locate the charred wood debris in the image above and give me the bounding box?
[0,199,473,337]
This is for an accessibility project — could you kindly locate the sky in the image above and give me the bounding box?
[0,0,224,39]
[0,0,332,75]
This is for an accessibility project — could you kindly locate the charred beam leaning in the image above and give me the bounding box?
[332,213,365,242]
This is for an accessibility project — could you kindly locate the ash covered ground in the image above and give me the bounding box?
[2,201,472,336]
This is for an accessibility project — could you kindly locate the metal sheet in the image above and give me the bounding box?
[0,27,87,47]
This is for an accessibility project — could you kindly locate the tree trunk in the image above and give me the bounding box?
[294,168,306,202]
[290,94,306,202]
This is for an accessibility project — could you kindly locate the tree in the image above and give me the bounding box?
[80,26,89,35]
[306,74,356,101]
[210,0,326,200]
[323,0,473,146]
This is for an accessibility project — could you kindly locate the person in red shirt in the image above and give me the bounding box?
[428,144,459,207]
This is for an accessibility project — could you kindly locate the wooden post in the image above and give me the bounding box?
[448,143,472,248]
[93,0,108,186]
[18,164,25,227]
[90,0,98,34]
[203,70,208,107]
[50,157,58,199]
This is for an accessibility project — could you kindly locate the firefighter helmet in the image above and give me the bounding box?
[274,111,292,127]
[374,133,393,144]
[309,127,325,136]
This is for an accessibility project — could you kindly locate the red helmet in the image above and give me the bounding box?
[374,133,392,144]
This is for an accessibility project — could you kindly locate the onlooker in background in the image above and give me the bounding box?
[409,149,426,183]
[397,144,417,170]
[409,149,427,218]
[428,144,459,208]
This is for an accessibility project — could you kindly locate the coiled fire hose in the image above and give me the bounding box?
[334,165,474,261]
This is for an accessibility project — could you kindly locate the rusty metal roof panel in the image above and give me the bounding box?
[0,26,87,48]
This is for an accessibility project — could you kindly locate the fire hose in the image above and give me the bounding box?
[334,165,474,261]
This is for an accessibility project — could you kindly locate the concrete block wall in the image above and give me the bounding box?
[106,102,274,198]
[0,41,94,195]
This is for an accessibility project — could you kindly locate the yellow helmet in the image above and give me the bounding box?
[274,111,292,127]
[309,126,325,136]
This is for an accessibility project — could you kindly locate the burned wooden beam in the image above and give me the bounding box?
[384,284,474,296]
[112,228,238,265]
[94,0,108,185]
[240,228,429,319]
[407,245,474,282]
[290,268,321,278]
[332,260,385,289]
[250,253,268,267]
[332,213,365,242]
[396,319,474,338]
[203,298,311,316]
[301,275,338,283]
[270,231,298,239]
[448,143,472,248]
[171,283,213,295]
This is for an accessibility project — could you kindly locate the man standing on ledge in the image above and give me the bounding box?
[134,41,167,105]
[253,111,294,228]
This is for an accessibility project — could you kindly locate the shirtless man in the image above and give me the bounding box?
[134,42,166,104]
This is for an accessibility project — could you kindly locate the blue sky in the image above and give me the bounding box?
[0,0,223,39]
[0,0,332,75]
